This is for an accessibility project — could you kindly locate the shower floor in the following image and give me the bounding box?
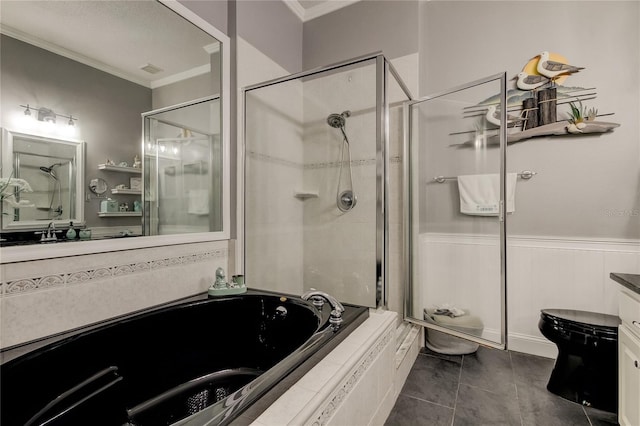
[385,346,618,426]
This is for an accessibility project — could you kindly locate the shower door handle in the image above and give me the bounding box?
[499,200,505,222]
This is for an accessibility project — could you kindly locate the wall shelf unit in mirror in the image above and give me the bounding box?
[111,189,141,195]
[98,212,142,218]
[0,0,230,261]
[98,164,142,174]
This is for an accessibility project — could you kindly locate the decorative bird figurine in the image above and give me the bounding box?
[513,72,551,91]
[536,51,584,80]
[485,105,527,127]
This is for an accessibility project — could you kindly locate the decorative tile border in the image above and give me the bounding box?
[247,150,303,170]
[4,249,227,296]
[309,325,395,426]
[248,150,402,171]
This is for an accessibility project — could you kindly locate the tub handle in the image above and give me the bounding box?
[127,368,262,419]
[633,320,640,329]
[25,366,122,426]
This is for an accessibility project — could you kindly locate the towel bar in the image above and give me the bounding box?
[433,170,537,184]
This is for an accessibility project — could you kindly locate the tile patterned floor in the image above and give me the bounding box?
[385,346,619,426]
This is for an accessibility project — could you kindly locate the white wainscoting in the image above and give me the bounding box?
[418,233,640,358]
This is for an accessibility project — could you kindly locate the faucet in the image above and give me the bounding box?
[301,290,345,325]
[40,222,57,242]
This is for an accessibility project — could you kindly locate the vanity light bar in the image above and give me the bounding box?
[20,104,78,126]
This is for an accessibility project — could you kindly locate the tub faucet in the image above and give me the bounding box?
[301,290,345,325]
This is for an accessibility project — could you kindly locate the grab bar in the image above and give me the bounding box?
[433,170,537,183]
[127,368,263,419]
[25,366,122,426]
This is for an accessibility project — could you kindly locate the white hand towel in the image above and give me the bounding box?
[187,189,209,215]
[457,173,517,216]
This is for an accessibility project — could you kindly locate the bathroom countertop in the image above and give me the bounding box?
[610,273,640,295]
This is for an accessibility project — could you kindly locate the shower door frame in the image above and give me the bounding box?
[240,52,413,308]
[141,95,225,237]
[402,72,508,350]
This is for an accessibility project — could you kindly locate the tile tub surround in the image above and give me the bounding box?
[385,347,619,426]
[0,240,229,348]
[250,310,414,426]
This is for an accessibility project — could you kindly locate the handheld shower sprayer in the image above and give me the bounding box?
[326,110,356,212]
[39,162,64,180]
[326,110,351,129]
[39,162,65,218]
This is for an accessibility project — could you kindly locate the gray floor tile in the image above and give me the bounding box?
[584,406,619,426]
[517,380,591,426]
[510,350,555,385]
[400,353,461,407]
[388,345,615,426]
[459,346,517,396]
[453,384,521,426]
[385,394,454,426]
[420,346,464,364]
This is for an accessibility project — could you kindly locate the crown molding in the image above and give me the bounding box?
[282,0,306,21]
[2,24,215,90]
[283,0,361,22]
[150,64,211,89]
[1,24,151,88]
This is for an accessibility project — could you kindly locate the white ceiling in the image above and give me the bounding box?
[0,1,220,89]
[284,0,361,22]
[0,0,360,88]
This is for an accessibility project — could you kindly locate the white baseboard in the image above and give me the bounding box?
[507,332,557,359]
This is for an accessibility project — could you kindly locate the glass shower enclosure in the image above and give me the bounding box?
[242,53,411,308]
[404,73,508,349]
[142,96,222,236]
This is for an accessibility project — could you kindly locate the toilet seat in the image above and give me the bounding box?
[540,309,619,342]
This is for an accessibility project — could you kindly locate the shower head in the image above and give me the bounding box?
[327,110,351,129]
[40,162,63,180]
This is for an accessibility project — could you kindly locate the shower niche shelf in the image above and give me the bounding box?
[98,164,141,174]
[294,191,319,200]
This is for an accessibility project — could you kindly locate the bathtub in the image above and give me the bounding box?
[0,290,368,426]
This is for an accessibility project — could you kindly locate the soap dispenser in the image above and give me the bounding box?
[66,221,77,240]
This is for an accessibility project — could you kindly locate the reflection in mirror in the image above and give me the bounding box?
[88,178,108,196]
[0,0,224,246]
[1,129,85,231]
[143,96,222,235]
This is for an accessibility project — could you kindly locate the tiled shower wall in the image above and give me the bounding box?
[244,54,416,310]
[0,240,229,348]
[243,69,305,296]
[301,62,378,307]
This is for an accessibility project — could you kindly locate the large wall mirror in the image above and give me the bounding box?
[0,0,230,256]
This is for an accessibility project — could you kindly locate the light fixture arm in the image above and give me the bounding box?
[19,104,78,126]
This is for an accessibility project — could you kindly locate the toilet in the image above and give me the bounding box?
[538,309,619,412]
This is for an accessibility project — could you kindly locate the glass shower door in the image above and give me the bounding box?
[143,96,222,236]
[405,73,508,349]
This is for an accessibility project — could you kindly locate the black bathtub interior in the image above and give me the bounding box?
[0,290,369,426]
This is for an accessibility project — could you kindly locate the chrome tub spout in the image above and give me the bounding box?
[301,290,345,325]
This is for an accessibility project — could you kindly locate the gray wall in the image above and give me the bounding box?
[303,0,419,69]
[178,0,229,36]
[237,0,303,73]
[0,35,151,229]
[419,1,640,239]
